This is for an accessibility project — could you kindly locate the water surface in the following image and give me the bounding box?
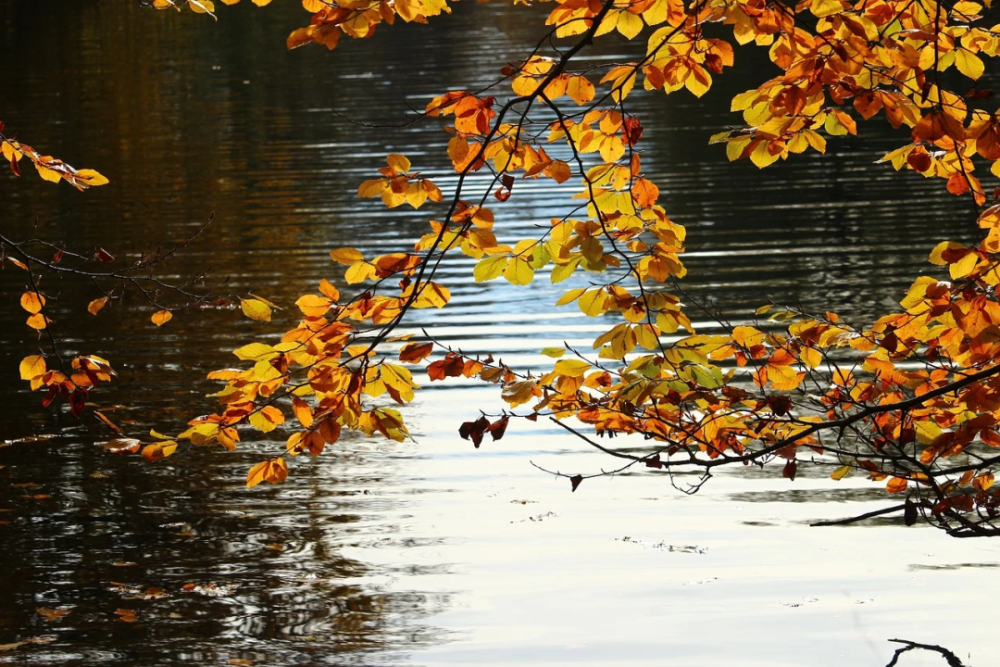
[0,2,996,666]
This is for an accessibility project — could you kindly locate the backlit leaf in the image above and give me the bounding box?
[240,298,272,322]
[151,310,173,326]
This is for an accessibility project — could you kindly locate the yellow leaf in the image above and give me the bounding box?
[232,343,276,361]
[616,11,644,40]
[732,325,765,347]
[554,359,591,377]
[249,406,285,433]
[240,298,272,322]
[929,241,965,265]
[318,279,340,302]
[35,163,61,183]
[386,153,411,173]
[75,169,109,187]
[956,50,985,80]
[831,465,851,480]
[800,347,822,369]
[358,179,387,198]
[246,458,288,488]
[1,141,20,162]
[187,0,216,15]
[141,441,178,463]
[566,76,595,105]
[810,0,845,17]
[474,255,507,282]
[246,461,269,488]
[151,310,173,327]
[950,252,978,280]
[555,288,587,306]
[330,247,364,264]
[503,258,535,286]
[915,420,941,445]
[540,347,566,358]
[295,294,332,317]
[345,261,375,284]
[292,397,314,428]
[19,355,46,381]
[973,472,995,491]
[578,289,607,316]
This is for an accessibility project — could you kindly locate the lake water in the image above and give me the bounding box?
[0,2,997,666]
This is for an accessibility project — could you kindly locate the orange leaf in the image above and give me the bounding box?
[20,291,45,314]
[141,441,178,462]
[151,310,173,326]
[88,297,109,315]
[886,477,908,494]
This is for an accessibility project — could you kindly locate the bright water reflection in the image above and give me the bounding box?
[0,1,997,665]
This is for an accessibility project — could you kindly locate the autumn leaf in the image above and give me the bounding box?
[104,438,142,454]
[114,608,138,623]
[141,441,178,462]
[151,310,173,326]
[246,458,288,488]
[36,607,72,623]
[399,342,434,363]
[330,247,364,264]
[240,298,272,322]
[20,291,45,314]
[886,477,909,494]
[19,355,46,381]
[88,297,109,315]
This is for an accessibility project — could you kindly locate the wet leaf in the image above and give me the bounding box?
[36,607,72,623]
[103,438,142,454]
[114,608,138,623]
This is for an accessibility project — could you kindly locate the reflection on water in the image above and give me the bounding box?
[0,1,999,665]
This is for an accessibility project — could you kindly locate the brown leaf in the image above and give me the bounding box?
[94,411,122,435]
[36,607,72,622]
[114,608,138,623]
[904,499,918,526]
[399,342,433,364]
[487,416,509,441]
[104,438,141,454]
[459,416,490,448]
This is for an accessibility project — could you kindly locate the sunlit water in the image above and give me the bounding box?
[0,2,997,666]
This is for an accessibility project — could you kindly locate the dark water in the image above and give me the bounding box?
[0,2,996,666]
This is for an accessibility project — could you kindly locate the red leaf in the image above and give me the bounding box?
[904,499,918,526]
[623,116,644,146]
[459,416,490,448]
[70,389,87,418]
[487,416,509,441]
